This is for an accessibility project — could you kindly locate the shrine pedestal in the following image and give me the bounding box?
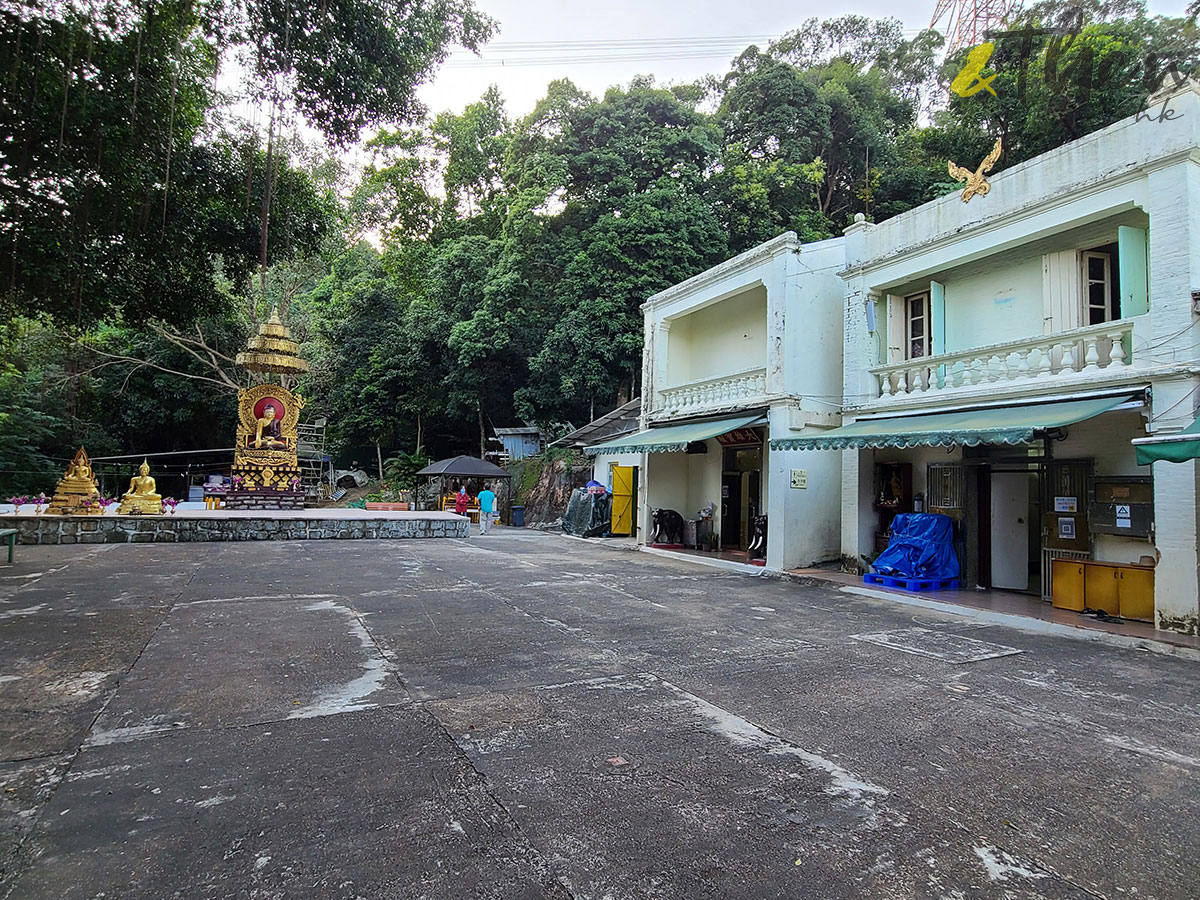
[225,488,305,511]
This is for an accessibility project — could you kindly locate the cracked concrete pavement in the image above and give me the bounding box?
[0,531,1197,899]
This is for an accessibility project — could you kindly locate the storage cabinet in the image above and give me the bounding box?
[1051,559,1154,621]
[1051,561,1085,611]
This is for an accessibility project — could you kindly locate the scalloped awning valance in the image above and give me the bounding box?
[770,396,1134,452]
[585,414,763,456]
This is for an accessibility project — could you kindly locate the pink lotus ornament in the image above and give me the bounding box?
[7,495,27,514]
[162,497,179,515]
[34,493,47,514]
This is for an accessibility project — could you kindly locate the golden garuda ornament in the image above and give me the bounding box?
[948,137,1002,203]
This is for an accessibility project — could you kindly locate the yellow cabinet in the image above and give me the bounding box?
[1117,566,1154,622]
[1051,559,1085,611]
[1050,560,1154,622]
[1084,564,1120,615]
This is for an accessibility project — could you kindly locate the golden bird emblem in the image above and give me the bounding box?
[948,137,1002,203]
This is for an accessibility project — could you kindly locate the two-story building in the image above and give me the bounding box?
[775,80,1200,634]
[585,232,846,570]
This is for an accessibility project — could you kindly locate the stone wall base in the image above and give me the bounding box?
[0,515,468,544]
[225,488,305,511]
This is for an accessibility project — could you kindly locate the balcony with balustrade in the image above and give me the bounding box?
[651,367,768,421]
[867,318,1141,407]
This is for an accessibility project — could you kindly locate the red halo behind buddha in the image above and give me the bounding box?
[253,396,286,421]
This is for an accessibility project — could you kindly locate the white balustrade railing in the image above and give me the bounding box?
[656,367,767,417]
[870,319,1134,400]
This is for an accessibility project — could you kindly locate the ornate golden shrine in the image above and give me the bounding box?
[230,382,305,492]
[227,309,309,509]
[45,447,101,515]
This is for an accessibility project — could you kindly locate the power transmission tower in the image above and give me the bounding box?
[930,0,1017,55]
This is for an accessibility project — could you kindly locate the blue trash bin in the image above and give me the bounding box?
[511,505,525,527]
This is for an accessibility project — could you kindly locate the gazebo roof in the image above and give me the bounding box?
[415,456,511,478]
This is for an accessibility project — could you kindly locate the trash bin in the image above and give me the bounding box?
[511,505,525,527]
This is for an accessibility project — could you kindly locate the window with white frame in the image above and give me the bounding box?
[905,291,930,359]
[1081,245,1119,325]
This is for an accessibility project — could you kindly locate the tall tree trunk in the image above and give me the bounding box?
[161,46,180,227]
[258,100,277,298]
[477,398,486,458]
[376,439,384,483]
[415,412,422,452]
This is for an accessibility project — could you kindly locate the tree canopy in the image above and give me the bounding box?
[3,1,1197,492]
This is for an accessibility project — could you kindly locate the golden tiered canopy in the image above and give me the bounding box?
[235,307,309,376]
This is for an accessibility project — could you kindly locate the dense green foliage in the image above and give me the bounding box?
[2,1,1197,493]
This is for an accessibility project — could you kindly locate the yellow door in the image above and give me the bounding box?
[1117,566,1154,622]
[1084,564,1120,615]
[611,465,635,536]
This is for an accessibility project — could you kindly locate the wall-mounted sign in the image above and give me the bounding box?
[790,469,808,489]
[721,485,730,499]
[717,428,763,447]
[1054,496,1077,513]
[1058,517,1076,540]
[1116,504,1132,529]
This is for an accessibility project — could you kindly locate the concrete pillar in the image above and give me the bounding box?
[1151,457,1200,633]
[1148,377,1200,634]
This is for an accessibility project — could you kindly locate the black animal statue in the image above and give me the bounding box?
[748,515,768,560]
[651,507,685,545]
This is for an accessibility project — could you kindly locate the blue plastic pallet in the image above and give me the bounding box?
[863,573,960,592]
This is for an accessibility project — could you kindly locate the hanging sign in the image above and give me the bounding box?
[1054,496,1077,513]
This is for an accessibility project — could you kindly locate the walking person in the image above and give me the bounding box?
[477,485,496,535]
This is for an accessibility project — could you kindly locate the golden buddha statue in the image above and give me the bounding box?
[117,459,163,515]
[253,403,288,449]
[45,447,101,515]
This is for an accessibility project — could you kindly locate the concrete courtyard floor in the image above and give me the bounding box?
[1,530,1197,899]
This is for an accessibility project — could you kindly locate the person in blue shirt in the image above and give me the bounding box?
[477,486,496,534]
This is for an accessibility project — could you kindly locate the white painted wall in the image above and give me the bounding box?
[780,237,846,408]
[665,286,767,385]
[943,257,1044,352]
[591,452,641,490]
[1051,410,1148,566]
[645,452,690,524]
[765,434,842,568]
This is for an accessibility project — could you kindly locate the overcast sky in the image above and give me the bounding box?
[417,0,1193,119]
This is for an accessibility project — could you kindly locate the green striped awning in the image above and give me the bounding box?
[770,396,1132,452]
[1134,414,1200,465]
[585,414,762,455]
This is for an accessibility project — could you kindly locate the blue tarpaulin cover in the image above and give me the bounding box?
[872,513,960,580]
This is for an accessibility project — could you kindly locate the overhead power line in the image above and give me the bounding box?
[445,31,926,69]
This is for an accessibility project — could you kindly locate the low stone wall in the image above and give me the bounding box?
[0,514,468,544]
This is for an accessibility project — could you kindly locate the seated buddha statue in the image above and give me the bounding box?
[252,404,288,449]
[63,458,93,486]
[117,459,163,515]
[45,447,101,514]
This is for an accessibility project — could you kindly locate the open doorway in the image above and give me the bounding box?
[721,444,762,550]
